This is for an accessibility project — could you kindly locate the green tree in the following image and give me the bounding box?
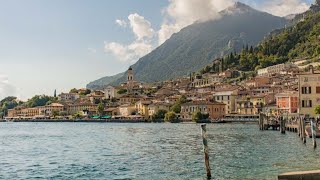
[79,89,91,96]
[117,89,127,94]
[52,110,59,119]
[25,95,54,108]
[315,105,320,115]
[164,111,178,123]
[69,88,78,93]
[97,101,105,116]
[170,103,181,114]
[152,109,167,120]
[59,111,68,116]
[192,110,209,123]
[73,112,82,119]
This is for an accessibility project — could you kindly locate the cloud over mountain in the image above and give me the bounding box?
[105,0,311,63]
[260,0,310,17]
[158,0,235,44]
[105,13,155,63]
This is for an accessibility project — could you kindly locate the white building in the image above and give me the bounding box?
[58,93,80,101]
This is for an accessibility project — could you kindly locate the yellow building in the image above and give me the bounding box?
[67,103,98,115]
[7,107,40,119]
[213,89,238,114]
[39,103,65,116]
[236,95,266,115]
[135,100,152,118]
[148,102,171,118]
[298,69,320,117]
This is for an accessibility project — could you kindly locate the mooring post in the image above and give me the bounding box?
[201,124,211,179]
[298,117,301,137]
[302,118,306,144]
[300,118,303,138]
[281,116,286,134]
[259,113,262,130]
[311,119,317,149]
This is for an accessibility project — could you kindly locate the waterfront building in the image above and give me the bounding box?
[135,100,152,118]
[236,95,266,115]
[181,101,225,120]
[7,107,40,119]
[118,104,137,117]
[213,88,238,114]
[67,103,98,115]
[39,103,65,116]
[275,91,299,114]
[298,68,320,117]
[148,102,172,118]
[104,107,119,117]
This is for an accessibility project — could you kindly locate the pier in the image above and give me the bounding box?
[258,113,320,179]
[258,114,320,137]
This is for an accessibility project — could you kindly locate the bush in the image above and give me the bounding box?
[192,110,209,123]
[164,111,179,123]
[152,109,167,120]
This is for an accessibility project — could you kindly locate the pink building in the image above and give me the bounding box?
[275,91,299,114]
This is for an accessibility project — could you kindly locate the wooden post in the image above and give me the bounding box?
[259,114,262,130]
[311,119,317,149]
[298,117,301,137]
[201,124,211,179]
[280,116,285,134]
[302,118,306,144]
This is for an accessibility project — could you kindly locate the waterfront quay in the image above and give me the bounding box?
[3,65,320,125]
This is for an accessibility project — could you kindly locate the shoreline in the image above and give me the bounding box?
[0,119,258,123]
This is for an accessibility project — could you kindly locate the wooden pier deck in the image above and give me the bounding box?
[278,170,320,180]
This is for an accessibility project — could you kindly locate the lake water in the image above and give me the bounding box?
[0,123,319,180]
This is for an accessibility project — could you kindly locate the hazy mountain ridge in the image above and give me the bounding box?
[87,2,287,89]
[87,72,124,89]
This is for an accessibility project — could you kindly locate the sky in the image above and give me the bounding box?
[0,0,314,100]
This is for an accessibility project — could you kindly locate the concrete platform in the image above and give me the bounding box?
[278,170,320,180]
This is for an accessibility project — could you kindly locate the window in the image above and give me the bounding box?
[302,87,312,94]
[317,87,320,94]
[302,100,312,107]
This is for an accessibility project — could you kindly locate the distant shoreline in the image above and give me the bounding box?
[0,119,257,124]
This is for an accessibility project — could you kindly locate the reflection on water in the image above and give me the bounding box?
[0,123,319,179]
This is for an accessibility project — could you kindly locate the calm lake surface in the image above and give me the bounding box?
[0,123,319,180]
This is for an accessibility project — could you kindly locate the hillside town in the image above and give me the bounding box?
[4,58,320,122]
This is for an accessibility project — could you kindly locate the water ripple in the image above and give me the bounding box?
[0,123,319,179]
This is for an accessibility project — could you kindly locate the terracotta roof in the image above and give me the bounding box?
[182,101,225,106]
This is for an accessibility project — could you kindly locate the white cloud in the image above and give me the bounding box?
[128,13,155,40]
[158,0,235,44]
[106,0,311,62]
[259,0,310,17]
[0,74,16,100]
[87,48,97,53]
[115,19,127,27]
[104,41,152,63]
[105,13,155,63]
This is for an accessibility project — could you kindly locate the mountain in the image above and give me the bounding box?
[87,72,124,89]
[217,10,320,73]
[88,2,287,89]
